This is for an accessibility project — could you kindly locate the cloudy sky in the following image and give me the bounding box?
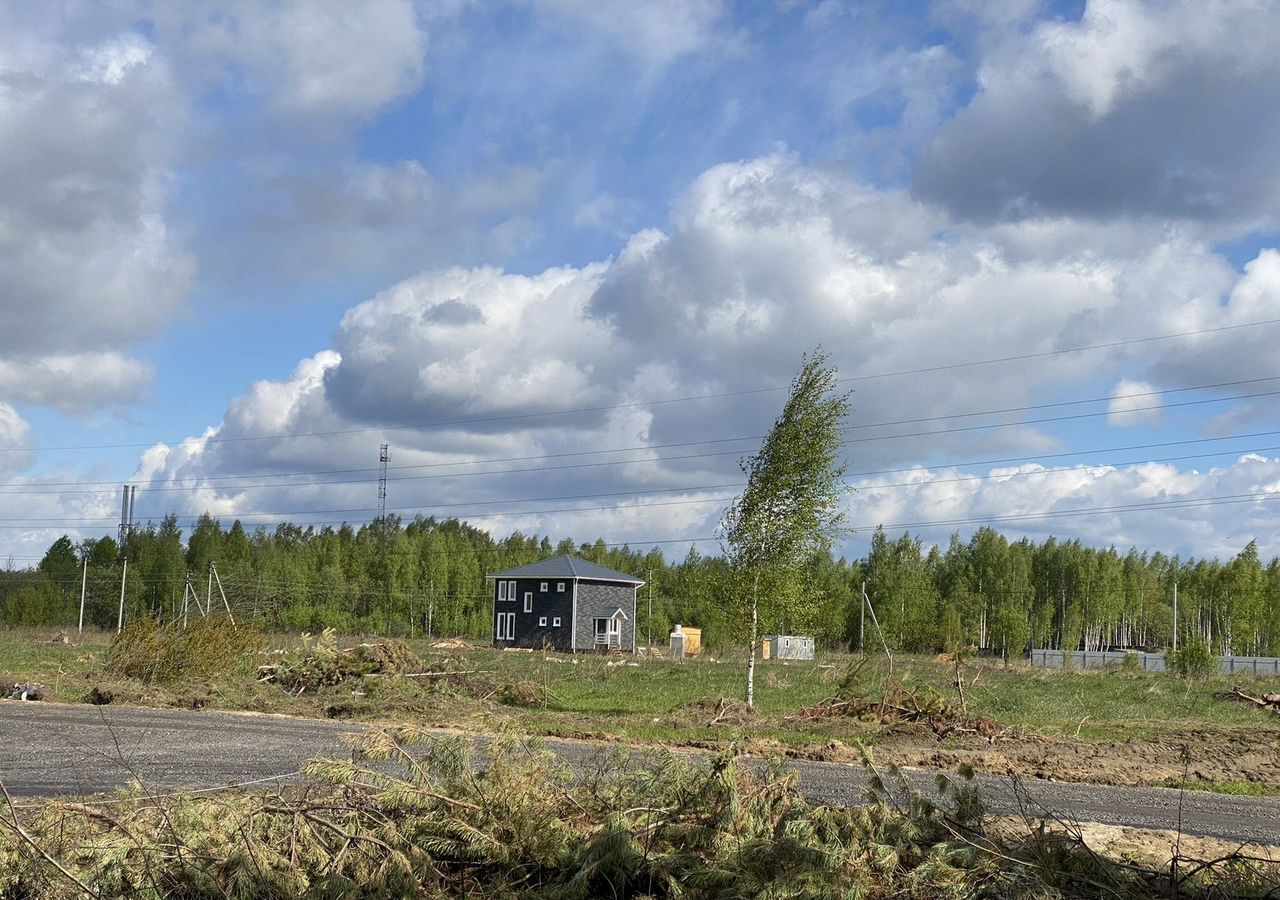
[4,0,1280,564]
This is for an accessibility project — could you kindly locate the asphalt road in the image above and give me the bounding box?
[4,701,1280,845]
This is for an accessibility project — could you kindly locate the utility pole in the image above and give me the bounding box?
[859,580,866,656]
[379,443,391,635]
[862,582,892,676]
[210,562,235,625]
[116,482,133,634]
[116,558,128,633]
[78,556,87,636]
[1172,579,1178,652]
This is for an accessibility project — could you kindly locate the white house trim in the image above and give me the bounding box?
[570,578,578,651]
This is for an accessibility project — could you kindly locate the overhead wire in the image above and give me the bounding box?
[7,317,1280,455]
[5,319,1280,553]
[3,378,1279,499]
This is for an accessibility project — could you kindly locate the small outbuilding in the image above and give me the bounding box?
[486,556,643,653]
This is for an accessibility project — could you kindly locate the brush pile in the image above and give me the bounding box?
[789,681,1008,741]
[1215,685,1280,714]
[257,629,423,694]
[4,728,1276,897]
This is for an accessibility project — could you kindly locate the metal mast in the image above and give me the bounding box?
[378,444,390,518]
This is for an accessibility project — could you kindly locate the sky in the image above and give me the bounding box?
[4,0,1280,566]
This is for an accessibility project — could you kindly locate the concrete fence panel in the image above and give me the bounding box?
[1030,650,1279,675]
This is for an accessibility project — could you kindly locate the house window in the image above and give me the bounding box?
[497,581,506,601]
[552,617,561,627]
[524,592,533,612]
[540,582,548,592]
[539,616,547,626]
[557,582,565,592]
[508,580,516,599]
[496,612,515,641]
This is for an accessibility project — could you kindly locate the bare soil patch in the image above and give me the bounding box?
[873,726,1280,792]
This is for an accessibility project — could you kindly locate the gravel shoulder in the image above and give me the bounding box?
[4,701,1280,847]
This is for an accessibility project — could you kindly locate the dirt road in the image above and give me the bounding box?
[4,702,1279,845]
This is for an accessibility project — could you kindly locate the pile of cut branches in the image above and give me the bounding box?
[1215,685,1280,713]
[3,728,1276,897]
[789,680,1008,741]
[257,628,425,694]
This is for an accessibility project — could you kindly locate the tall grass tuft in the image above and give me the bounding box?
[105,618,263,684]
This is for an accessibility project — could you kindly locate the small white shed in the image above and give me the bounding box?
[763,635,814,660]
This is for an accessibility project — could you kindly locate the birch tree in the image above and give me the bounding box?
[721,349,850,708]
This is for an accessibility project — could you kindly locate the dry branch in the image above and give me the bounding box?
[1215,685,1280,712]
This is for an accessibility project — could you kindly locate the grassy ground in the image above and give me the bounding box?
[3,626,1279,791]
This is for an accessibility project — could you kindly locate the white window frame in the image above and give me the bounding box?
[538,616,547,626]
[524,592,533,613]
[497,581,507,602]
[508,580,516,600]
[540,582,548,592]
[496,612,515,641]
[557,581,565,592]
[552,617,561,627]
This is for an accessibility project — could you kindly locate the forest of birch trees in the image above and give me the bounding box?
[4,515,1280,657]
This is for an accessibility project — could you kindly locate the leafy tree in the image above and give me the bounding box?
[721,349,850,708]
[38,535,79,588]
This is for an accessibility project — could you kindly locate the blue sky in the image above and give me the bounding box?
[4,0,1280,564]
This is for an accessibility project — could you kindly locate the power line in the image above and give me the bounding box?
[7,434,1280,532]
[4,378,1279,499]
[858,445,1280,491]
[863,488,1280,532]
[10,318,1280,455]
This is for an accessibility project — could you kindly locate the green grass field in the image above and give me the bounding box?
[3,626,1279,790]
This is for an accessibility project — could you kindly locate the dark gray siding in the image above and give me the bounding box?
[492,577,574,651]
[574,580,637,651]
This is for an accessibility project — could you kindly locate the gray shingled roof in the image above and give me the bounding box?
[486,555,644,584]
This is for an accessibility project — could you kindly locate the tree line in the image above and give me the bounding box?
[4,515,1279,656]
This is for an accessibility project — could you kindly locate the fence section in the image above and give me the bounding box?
[1029,649,1280,675]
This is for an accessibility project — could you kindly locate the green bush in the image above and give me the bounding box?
[106,617,264,684]
[1169,639,1216,681]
